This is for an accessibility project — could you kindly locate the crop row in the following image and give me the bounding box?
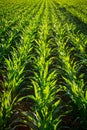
[0,0,87,130]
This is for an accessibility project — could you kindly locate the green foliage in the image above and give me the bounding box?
[0,0,87,129]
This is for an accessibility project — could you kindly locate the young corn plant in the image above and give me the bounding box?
[61,55,87,129]
[65,31,87,93]
[0,28,33,130]
[0,1,46,129]
[31,34,61,130]
[21,1,62,130]
[55,27,87,128]
[49,8,87,127]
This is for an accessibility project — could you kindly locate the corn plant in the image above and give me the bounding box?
[0,25,33,129]
[0,1,46,129]
[20,1,62,130]
[54,24,87,128]
[48,4,87,127]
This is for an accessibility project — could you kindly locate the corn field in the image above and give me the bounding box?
[0,0,87,130]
